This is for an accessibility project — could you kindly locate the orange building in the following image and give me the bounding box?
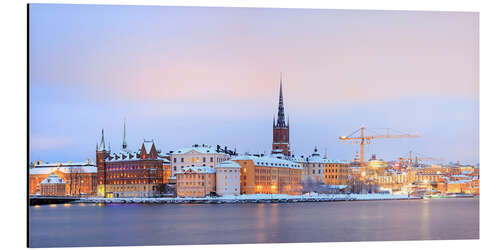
[232,155,302,195]
[176,166,216,197]
[324,161,349,186]
[29,160,97,196]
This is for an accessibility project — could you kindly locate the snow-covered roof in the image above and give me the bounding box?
[291,155,346,164]
[448,179,472,184]
[177,166,216,174]
[172,145,221,155]
[40,173,65,184]
[30,166,97,175]
[216,161,241,168]
[232,155,302,169]
[35,161,94,168]
[451,174,469,178]
[107,153,141,162]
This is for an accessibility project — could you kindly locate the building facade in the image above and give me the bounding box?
[294,147,349,186]
[170,144,230,178]
[176,166,216,197]
[232,155,302,195]
[40,173,67,196]
[96,127,166,198]
[215,161,241,196]
[29,160,97,196]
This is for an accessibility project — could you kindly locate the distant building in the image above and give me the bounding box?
[170,144,230,178]
[176,166,216,197]
[95,124,167,198]
[215,161,241,196]
[272,74,291,157]
[232,155,302,195]
[40,173,66,196]
[293,147,349,186]
[29,159,97,196]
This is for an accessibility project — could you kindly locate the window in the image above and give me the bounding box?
[181,158,184,163]
[174,158,177,163]
[210,157,214,162]
[203,157,206,162]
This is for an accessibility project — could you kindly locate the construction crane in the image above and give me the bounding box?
[339,127,419,179]
[402,151,443,168]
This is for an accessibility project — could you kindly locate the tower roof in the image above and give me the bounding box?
[275,73,287,127]
[122,118,127,151]
[98,129,106,151]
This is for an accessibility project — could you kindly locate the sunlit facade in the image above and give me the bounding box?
[96,129,167,198]
[233,155,302,195]
[176,166,216,197]
[29,160,97,196]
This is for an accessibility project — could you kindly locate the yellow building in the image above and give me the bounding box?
[232,155,303,195]
[323,161,349,186]
[176,166,216,197]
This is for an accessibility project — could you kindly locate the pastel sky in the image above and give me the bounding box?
[29,4,479,165]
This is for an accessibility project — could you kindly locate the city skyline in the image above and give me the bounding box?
[29,4,479,164]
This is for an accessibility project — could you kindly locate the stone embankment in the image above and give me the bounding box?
[77,194,420,204]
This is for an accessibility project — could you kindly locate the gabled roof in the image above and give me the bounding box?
[143,140,155,154]
[40,173,65,184]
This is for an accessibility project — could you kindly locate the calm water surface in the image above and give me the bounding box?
[29,198,479,247]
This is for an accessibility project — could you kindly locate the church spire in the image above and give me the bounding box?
[98,129,106,151]
[276,72,286,127]
[122,118,127,151]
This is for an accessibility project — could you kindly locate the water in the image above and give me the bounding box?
[28,198,479,247]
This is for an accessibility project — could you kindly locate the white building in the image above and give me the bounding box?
[293,147,326,182]
[215,161,241,196]
[170,144,230,178]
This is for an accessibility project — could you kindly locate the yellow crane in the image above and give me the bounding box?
[339,127,419,179]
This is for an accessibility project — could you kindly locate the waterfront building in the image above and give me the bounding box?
[170,144,230,178]
[232,155,302,195]
[294,147,325,182]
[272,74,291,157]
[40,173,66,196]
[176,166,216,197]
[162,158,172,184]
[293,147,349,185]
[29,159,97,196]
[96,126,166,198]
[215,161,241,196]
[365,155,388,178]
[324,160,349,186]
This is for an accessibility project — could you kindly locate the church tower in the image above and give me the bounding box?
[96,128,109,197]
[272,73,291,157]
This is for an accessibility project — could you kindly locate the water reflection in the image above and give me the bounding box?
[29,199,479,248]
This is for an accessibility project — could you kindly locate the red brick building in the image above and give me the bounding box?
[272,74,291,157]
[96,127,169,198]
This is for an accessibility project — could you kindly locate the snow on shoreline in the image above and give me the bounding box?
[78,193,419,204]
